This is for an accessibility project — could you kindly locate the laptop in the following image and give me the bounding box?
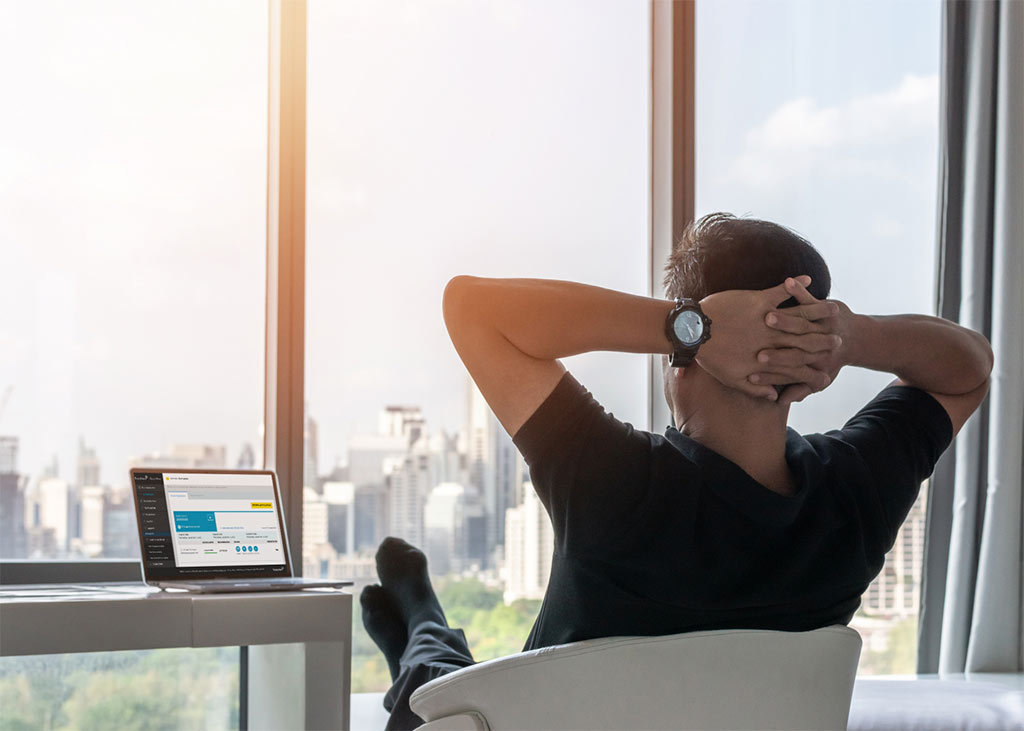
[130,467,352,593]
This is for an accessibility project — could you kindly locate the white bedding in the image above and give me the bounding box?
[849,675,1024,731]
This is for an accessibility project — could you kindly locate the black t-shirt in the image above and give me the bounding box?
[512,372,953,651]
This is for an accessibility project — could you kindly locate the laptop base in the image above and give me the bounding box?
[152,577,352,594]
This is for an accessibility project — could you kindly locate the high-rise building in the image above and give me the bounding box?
[353,484,387,552]
[465,502,487,569]
[385,424,471,555]
[348,433,409,487]
[466,380,495,557]
[236,442,256,470]
[303,487,329,559]
[379,406,424,444]
[73,438,104,558]
[304,404,320,491]
[25,525,57,557]
[385,447,429,548]
[0,436,26,557]
[42,454,59,479]
[0,473,26,557]
[332,551,378,587]
[0,436,18,474]
[427,431,464,487]
[862,484,928,617]
[26,476,71,556]
[503,482,554,603]
[101,486,138,558]
[466,379,523,567]
[347,407,426,550]
[76,485,105,557]
[348,433,408,550]
[132,444,227,469]
[495,427,526,528]
[323,481,355,556]
[77,437,101,489]
[424,482,486,576]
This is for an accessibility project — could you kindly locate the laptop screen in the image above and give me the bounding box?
[131,469,292,581]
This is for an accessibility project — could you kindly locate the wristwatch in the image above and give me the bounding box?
[665,298,712,367]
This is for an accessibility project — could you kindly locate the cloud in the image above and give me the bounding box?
[718,74,939,188]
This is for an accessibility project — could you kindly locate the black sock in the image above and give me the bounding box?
[375,536,447,631]
[360,584,407,681]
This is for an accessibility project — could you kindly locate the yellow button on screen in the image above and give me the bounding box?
[251,502,272,509]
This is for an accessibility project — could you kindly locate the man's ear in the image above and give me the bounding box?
[661,355,675,419]
[663,358,690,427]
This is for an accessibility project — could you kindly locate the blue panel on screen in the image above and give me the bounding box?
[173,511,218,532]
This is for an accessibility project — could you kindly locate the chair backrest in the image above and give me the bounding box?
[409,625,862,731]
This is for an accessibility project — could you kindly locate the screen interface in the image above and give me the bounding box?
[133,471,289,579]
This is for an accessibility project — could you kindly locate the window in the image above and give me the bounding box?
[696,0,940,674]
[0,1,267,724]
[0,0,268,560]
[0,648,239,730]
[2,4,949,722]
[304,0,650,691]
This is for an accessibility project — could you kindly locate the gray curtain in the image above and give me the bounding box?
[917,0,1024,674]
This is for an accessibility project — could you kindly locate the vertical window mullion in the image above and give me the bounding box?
[264,0,307,575]
[649,0,695,432]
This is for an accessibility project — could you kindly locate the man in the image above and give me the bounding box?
[361,213,993,729]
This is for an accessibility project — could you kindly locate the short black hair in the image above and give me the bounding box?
[664,213,831,305]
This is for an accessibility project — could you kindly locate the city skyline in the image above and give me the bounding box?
[0,373,520,558]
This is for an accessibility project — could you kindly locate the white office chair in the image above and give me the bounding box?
[409,625,862,731]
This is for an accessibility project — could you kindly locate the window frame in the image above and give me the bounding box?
[6,0,692,581]
[3,0,693,722]
[265,0,307,576]
[649,0,695,432]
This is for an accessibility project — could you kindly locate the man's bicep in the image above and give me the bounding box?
[445,313,565,438]
[513,372,657,550]
[836,384,953,549]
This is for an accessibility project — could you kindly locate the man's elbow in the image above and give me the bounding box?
[442,275,481,329]
[972,330,995,389]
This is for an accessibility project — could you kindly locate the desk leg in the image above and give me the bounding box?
[249,640,351,731]
[305,640,350,731]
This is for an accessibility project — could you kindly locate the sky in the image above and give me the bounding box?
[694,0,941,436]
[0,1,268,484]
[0,0,940,492]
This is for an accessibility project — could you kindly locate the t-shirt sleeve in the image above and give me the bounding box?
[512,371,654,549]
[834,384,953,549]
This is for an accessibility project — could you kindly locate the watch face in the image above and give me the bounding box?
[673,309,704,346]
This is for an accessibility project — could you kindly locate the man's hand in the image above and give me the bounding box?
[697,276,842,402]
[753,277,853,405]
[758,275,992,434]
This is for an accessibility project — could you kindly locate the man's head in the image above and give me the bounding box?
[662,213,831,418]
[664,212,830,305]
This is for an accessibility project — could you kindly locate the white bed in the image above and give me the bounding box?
[849,673,1024,731]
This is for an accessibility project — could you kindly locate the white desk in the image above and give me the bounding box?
[0,583,352,731]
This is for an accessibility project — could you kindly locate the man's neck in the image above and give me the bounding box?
[675,389,794,496]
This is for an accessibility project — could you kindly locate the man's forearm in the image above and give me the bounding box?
[444,276,673,359]
[845,314,993,396]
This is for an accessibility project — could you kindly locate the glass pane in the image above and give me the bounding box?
[306,0,649,691]
[0,648,238,730]
[0,0,268,560]
[696,0,940,674]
